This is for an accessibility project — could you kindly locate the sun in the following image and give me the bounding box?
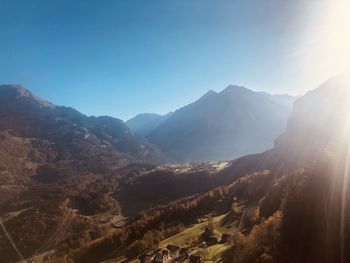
[325,0,350,71]
[298,0,350,86]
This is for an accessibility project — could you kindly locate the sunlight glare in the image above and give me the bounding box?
[299,0,350,87]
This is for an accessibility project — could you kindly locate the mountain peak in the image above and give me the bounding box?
[220,85,251,94]
[200,90,217,99]
[0,84,55,109]
[0,84,31,97]
[205,89,217,95]
[127,112,172,137]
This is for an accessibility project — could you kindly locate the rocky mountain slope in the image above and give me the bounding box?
[0,85,165,168]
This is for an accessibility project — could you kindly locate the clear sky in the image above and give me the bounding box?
[0,0,349,120]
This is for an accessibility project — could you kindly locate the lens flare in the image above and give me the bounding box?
[340,120,350,263]
[331,73,350,263]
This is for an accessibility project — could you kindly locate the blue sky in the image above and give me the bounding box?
[0,0,344,120]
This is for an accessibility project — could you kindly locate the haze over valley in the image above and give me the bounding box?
[128,86,295,162]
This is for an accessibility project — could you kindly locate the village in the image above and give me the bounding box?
[155,161,230,174]
[136,225,231,263]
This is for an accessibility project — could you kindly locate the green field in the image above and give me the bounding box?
[159,213,234,262]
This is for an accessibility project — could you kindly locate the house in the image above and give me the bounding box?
[179,248,189,260]
[153,249,171,263]
[153,252,163,263]
[110,216,131,228]
[166,245,180,258]
[201,226,218,246]
[203,227,214,238]
[205,236,218,246]
[198,242,207,248]
[219,233,231,244]
[189,255,201,263]
[139,252,154,263]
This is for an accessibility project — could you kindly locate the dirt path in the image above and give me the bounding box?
[0,216,26,262]
[38,200,76,253]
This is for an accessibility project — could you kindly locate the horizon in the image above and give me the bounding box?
[0,0,349,120]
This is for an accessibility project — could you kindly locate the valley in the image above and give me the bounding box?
[1,73,350,263]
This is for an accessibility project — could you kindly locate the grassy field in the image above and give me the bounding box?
[99,213,236,263]
[159,213,233,263]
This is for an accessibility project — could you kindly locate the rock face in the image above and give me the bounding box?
[147,85,295,162]
[275,73,350,153]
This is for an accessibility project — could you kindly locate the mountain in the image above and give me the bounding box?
[276,73,350,153]
[0,84,165,184]
[147,85,296,162]
[0,84,168,262]
[126,112,172,137]
[258,91,297,108]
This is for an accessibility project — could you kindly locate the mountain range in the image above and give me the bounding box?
[128,85,295,162]
[126,112,172,137]
[0,85,166,184]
